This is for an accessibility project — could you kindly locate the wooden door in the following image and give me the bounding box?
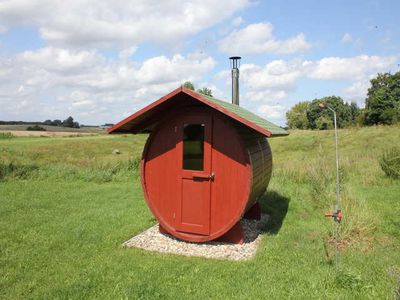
[175,114,213,235]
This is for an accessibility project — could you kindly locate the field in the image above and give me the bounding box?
[0,125,106,137]
[1,125,399,299]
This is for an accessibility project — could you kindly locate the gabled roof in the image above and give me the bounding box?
[108,87,288,137]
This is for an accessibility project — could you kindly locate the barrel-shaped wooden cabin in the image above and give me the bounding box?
[109,87,288,243]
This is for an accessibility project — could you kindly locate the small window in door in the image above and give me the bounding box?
[183,124,205,170]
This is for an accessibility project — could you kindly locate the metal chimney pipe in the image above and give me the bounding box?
[229,56,241,106]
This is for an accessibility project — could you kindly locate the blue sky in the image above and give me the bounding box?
[0,0,399,126]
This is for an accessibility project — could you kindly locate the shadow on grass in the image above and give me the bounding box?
[259,190,290,235]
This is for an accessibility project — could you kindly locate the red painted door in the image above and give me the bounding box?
[175,114,213,235]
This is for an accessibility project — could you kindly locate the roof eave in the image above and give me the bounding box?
[107,87,184,134]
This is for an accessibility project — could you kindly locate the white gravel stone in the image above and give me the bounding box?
[123,214,269,261]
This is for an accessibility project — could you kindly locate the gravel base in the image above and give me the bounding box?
[123,214,269,261]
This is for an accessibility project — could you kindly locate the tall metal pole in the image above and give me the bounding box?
[327,106,340,272]
[328,107,340,212]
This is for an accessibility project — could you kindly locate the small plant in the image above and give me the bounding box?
[0,132,14,139]
[0,162,39,181]
[27,125,46,131]
[335,271,362,289]
[128,157,141,171]
[379,147,400,179]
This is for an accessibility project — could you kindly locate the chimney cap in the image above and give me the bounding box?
[229,56,241,69]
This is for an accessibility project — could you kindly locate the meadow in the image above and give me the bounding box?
[0,125,399,299]
[0,125,106,137]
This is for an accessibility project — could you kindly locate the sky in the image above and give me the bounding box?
[0,0,399,126]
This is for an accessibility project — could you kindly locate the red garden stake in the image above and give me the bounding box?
[325,210,343,223]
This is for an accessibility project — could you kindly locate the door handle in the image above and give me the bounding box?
[193,172,215,180]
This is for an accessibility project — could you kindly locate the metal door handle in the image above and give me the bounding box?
[193,172,215,180]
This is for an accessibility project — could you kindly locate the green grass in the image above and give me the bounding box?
[0,125,399,299]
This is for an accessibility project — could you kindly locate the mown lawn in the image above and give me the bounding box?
[0,126,399,299]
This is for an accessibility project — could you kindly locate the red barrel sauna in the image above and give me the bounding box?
[109,87,288,243]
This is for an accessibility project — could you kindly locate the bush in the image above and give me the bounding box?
[27,125,46,131]
[379,147,400,179]
[315,115,333,130]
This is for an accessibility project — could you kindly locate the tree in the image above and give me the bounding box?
[183,81,195,90]
[61,116,80,128]
[307,96,354,129]
[364,72,400,125]
[62,116,74,127]
[197,87,213,97]
[52,119,62,126]
[182,81,213,97]
[286,96,361,130]
[315,115,333,130]
[286,101,310,129]
[349,102,360,124]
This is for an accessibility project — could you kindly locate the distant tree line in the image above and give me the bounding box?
[0,116,80,128]
[0,121,43,125]
[286,97,360,130]
[43,116,80,128]
[286,71,400,129]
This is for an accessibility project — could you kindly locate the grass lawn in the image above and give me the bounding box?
[0,126,399,299]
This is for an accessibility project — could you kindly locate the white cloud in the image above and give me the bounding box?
[257,104,286,119]
[19,47,104,73]
[137,54,215,85]
[241,60,304,90]
[0,0,249,48]
[307,55,397,80]
[231,16,244,27]
[118,47,137,60]
[246,89,288,102]
[218,22,311,55]
[342,80,370,105]
[341,32,353,43]
[0,47,215,123]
